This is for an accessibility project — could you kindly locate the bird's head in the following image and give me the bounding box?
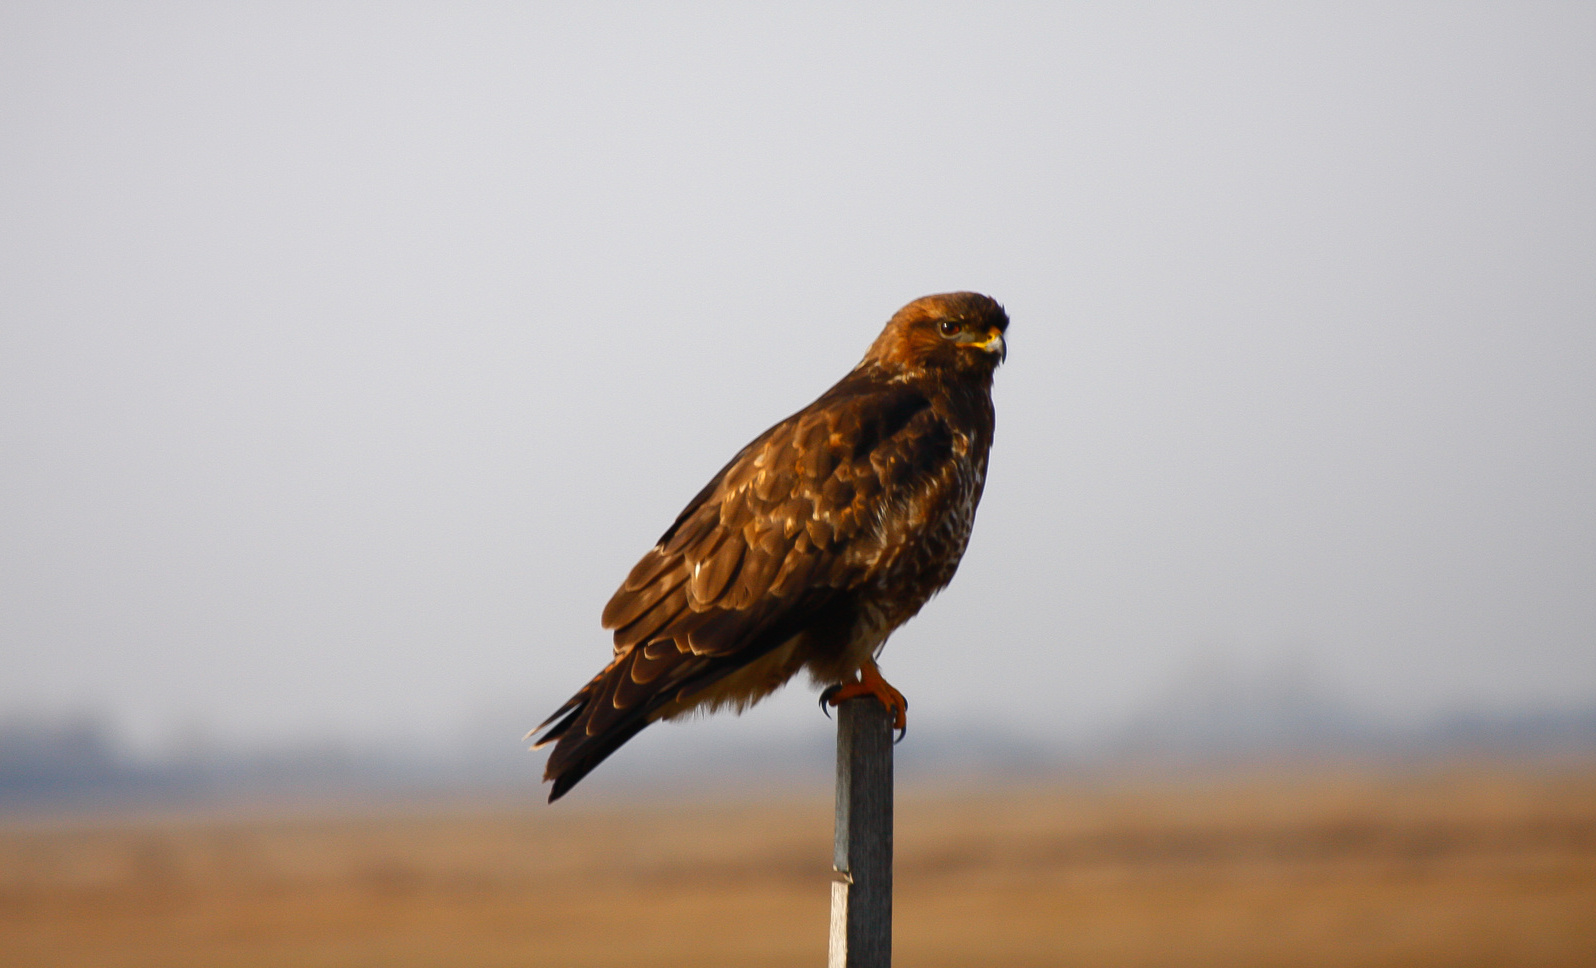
[860,292,1009,380]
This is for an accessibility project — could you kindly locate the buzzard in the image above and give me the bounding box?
[532,292,1008,801]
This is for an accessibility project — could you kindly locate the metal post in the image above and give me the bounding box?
[829,696,893,968]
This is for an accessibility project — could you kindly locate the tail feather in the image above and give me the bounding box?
[530,654,663,802]
[532,624,802,801]
[526,654,623,751]
[527,706,580,751]
[545,714,653,802]
[531,657,729,802]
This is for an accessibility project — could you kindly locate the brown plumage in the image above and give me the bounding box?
[531,292,1008,801]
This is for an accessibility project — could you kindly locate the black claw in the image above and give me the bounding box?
[894,720,907,744]
[819,685,842,718]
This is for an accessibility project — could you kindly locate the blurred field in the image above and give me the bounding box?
[2,765,1594,968]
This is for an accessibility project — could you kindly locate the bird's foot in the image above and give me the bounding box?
[819,659,908,742]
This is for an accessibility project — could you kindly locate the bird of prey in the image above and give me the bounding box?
[531,292,1008,801]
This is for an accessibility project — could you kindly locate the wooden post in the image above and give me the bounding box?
[829,696,893,968]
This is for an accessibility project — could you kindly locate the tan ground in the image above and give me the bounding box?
[2,765,1593,967]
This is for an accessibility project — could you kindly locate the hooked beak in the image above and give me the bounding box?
[969,328,1006,363]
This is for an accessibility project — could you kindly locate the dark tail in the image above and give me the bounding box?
[532,629,790,801]
[540,716,653,802]
[529,658,644,801]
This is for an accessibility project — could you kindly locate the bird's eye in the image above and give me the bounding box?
[938,319,962,338]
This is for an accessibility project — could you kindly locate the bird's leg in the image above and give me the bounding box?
[819,658,908,740]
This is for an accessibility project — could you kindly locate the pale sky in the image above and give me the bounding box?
[3,2,1593,760]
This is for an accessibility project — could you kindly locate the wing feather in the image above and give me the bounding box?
[769,545,822,598]
[611,583,690,650]
[654,604,719,643]
[687,532,744,605]
[620,548,675,593]
[602,561,688,632]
